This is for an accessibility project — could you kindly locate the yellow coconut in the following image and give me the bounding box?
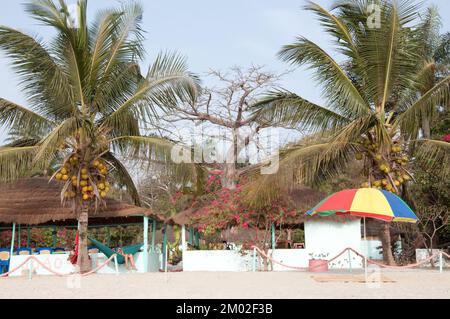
[62,175,69,181]
[55,173,63,181]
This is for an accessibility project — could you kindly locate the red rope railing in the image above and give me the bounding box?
[0,254,117,278]
[251,246,448,271]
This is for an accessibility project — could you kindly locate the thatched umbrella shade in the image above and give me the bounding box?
[0,178,164,226]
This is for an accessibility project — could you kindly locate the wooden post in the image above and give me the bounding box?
[10,223,16,261]
[271,223,276,249]
[143,216,149,272]
[151,219,156,252]
[52,225,57,248]
[162,225,168,270]
[27,227,30,248]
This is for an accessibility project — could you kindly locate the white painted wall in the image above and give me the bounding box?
[183,250,254,271]
[304,219,363,269]
[183,220,366,271]
[8,251,160,277]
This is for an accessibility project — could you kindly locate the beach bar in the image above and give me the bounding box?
[0,178,164,276]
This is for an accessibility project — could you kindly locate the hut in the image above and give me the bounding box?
[0,178,165,275]
[167,186,365,271]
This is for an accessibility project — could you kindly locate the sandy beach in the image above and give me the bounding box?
[0,270,449,299]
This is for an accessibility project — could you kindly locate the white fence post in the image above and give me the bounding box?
[252,248,257,272]
[28,258,33,280]
[439,251,443,273]
[113,255,119,275]
[347,249,352,273]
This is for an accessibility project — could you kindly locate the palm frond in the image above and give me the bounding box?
[33,117,80,165]
[103,152,141,206]
[356,0,422,112]
[0,146,39,182]
[252,90,350,132]
[279,37,369,119]
[413,139,450,179]
[103,1,145,77]
[102,52,200,129]
[0,26,74,119]
[110,135,199,186]
[146,51,201,107]
[0,98,53,132]
[398,75,450,137]
[305,1,359,59]
[25,0,69,31]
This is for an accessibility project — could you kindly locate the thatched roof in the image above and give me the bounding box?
[0,178,164,226]
[166,186,358,227]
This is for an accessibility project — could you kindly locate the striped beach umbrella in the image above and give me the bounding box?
[306,188,418,275]
[306,188,418,223]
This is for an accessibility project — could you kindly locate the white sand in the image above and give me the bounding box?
[0,270,449,299]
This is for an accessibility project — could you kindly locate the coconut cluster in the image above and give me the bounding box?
[356,138,412,193]
[55,155,111,202]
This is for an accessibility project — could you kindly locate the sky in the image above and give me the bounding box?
[0,0,449,145]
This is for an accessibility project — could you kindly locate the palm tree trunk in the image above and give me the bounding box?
[380,222,395,265]
[77,206,91,273]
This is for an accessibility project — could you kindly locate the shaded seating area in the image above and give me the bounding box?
[0,249,10,273]
[0,178,165,275]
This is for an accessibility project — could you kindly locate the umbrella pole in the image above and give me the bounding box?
[364,217,368,281]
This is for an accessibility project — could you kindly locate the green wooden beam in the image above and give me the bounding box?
[151,219,156,252]
[189,227,194,245]
[195,231,200,248]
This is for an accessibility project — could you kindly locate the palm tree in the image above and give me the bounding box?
[248,0,449,264]
[0,0,199,272]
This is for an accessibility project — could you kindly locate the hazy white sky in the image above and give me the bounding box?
[0,0,449,144]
